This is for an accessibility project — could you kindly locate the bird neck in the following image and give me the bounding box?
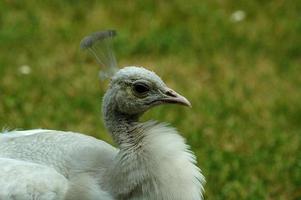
[102,97,141,146]
[102,121,204,200]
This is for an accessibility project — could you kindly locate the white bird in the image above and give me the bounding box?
[0,30,205,200]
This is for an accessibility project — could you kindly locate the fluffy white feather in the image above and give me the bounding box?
[0,158,68,200]
[105,122,205,200]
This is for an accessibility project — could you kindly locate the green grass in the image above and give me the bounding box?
[0,1,300,199]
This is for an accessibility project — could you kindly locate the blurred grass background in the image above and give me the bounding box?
[0,0,300,199]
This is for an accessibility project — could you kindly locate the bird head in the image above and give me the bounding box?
[80,30,191,116]
[104,66,191,116]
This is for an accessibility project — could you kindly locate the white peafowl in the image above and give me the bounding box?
[0,30,205,200]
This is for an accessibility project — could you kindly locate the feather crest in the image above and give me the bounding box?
[80,30,118,80]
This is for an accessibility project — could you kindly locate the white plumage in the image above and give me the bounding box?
[0,158,68,200]
[0,122,204,199]
[0,31,205,200]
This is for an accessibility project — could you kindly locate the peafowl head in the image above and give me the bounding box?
[105,66,191,116]
[81,30,190,118]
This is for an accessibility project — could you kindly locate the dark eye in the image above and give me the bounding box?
[133,82,150,96]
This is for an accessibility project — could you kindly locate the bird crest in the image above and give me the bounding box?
[80,30,119,80]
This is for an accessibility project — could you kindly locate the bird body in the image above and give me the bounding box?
[0,31,205,199]
[0,120,204,199]
[0,130,116,200]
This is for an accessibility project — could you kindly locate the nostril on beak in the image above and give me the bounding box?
[165,90,177,97]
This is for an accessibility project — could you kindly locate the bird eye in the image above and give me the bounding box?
[133,82,150,96]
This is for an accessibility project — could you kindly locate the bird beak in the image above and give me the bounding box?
[160,87,192,107]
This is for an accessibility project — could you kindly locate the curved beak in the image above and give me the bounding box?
[160,88,192,107]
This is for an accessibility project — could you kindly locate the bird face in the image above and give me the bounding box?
[107,66,191,115]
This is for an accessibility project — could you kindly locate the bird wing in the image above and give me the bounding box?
[0,129,118,177]
[0,158,68,200]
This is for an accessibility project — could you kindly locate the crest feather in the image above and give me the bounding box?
[80,30,118,80]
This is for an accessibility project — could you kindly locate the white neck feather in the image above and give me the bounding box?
[104,121,205,200]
